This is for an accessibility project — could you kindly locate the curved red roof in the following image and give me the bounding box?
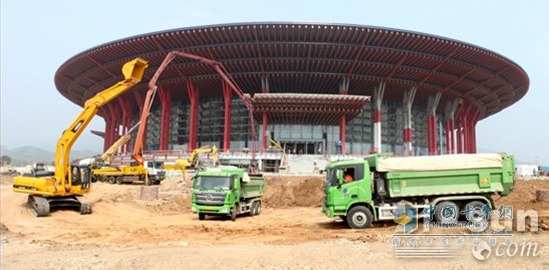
[55,22,529,119]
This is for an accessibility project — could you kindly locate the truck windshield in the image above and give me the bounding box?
[325,168,339,187]
[154,162,163,169]
[193,176,231,190]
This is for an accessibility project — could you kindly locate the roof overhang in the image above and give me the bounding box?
[251,93,370,125]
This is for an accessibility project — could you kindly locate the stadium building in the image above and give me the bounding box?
[55,22,529,161]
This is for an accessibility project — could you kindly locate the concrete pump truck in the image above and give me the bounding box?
[12,58,148,216]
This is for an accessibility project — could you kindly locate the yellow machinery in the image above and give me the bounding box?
[12,58,148,216]
[174,145,219,177]
[269,137,283,150]
[99,128,134,165]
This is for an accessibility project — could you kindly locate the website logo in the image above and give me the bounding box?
[393,200,418,234]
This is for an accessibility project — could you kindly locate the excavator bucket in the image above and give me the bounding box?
[122,57,148,81]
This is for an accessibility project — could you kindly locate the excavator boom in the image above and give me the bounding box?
[12,58,148,216]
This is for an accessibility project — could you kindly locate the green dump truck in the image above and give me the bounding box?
[322,153,516,229]
[191,166,265,221]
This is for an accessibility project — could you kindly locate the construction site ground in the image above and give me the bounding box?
[1,175,548,269]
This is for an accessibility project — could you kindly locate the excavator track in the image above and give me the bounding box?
[27,195,92,216]
[28,195,50,217]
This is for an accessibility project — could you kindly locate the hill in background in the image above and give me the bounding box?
[0,145,98,166]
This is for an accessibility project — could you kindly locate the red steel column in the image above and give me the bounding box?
[261,76,269,153]
[402,87,416,156]
[456,116,461,154]
[427,92,442,155]
[158,87,172,151]
[222,81,232,152]
[458,103,471,154]
[118,98,133,153]
[468,108,479,153]
[339,77,350,155]
[449,118,455,154]
[262,113,268,153]
[187,82,199,151]
[102,105,113,152]
[372,82,385,153]
[133,91,147,151]
[471,114,479,153]
[111,105,122,153]
[445,120,450,155]
[340,114,346,154]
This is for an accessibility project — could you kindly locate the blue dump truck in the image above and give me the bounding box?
[191,166,265,221]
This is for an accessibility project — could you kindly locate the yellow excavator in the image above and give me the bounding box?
[12,58,148,216]
[174,145,219,178]
[269,137,283,150]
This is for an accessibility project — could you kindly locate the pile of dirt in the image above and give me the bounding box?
[263,176,324,208]
[496,178,549,231]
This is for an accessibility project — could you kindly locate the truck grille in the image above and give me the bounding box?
[195,192,226,206]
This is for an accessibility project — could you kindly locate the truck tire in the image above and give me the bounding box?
[463,200,488,233]
[435,201,459,224]
[249,202,257,216]
[116,176,124,185]
[461,201,486,222]
[108,176,116,184]
[255,201,262,215]
[346,206,373,229]
[198,213,206,220]
[231,205,237,221]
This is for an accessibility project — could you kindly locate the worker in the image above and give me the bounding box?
[344,173,354,183]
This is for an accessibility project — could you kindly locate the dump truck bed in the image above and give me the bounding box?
[367,153,515,197]
[241,174,265,199]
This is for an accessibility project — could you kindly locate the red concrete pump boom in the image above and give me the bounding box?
[133,51,257,163]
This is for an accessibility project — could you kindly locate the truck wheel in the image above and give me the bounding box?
[255,201,262,215]
[463,200,488,233]
[116,176,123,185]
[435,201,459,224]
[249,202,257,216]
[462,201,486,222]
[198,213,206,220]
[91,176,97,183]
[346,206,373,229]
[108,176,116,184]
[231,205,237,221]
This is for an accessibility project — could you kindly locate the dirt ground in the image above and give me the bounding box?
[1,174,548,269]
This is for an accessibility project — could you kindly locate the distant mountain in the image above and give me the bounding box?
[0,145,99,166]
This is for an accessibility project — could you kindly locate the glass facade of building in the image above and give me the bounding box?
[141,98,447,155]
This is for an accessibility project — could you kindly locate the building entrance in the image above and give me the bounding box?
[281,141,323,155]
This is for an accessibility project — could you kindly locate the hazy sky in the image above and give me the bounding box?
[1,1,547,164]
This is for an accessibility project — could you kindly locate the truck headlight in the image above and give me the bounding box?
[220,207,228,213]
[191,206,197,212]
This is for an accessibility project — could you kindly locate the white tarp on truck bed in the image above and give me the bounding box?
[377,153,504,172]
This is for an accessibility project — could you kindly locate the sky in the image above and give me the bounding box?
[1,0,548,164]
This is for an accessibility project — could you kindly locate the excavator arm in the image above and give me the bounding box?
[13,58,148,216]
[101,122,140,164]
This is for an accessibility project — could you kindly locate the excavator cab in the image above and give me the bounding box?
[71,165,91,190]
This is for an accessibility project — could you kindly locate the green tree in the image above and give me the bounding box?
[1,155,11,165]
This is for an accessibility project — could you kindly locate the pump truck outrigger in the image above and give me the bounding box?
[12,58,148,217]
